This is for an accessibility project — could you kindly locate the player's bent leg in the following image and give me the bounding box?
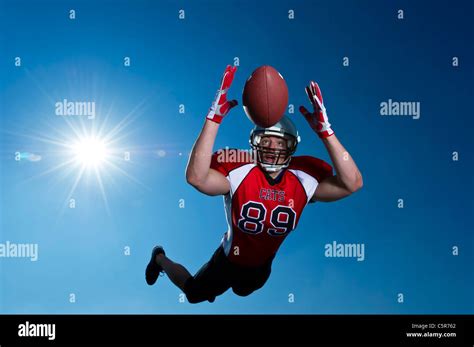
[183,246,233,304]
[182,277,224,304]
[157,254,193,291]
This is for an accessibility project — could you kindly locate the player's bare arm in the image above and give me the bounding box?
[186,121,230,196]
[299,81,363,202]
[315,135,363,202]
[185,66,238,196]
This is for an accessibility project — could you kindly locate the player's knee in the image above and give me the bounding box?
[183,278,211,304]
[232,286,254,297]
[185,293,205,304]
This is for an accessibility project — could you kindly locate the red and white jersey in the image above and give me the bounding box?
[210,149,333,267]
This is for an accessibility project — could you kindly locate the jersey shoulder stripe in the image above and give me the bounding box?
[228,164,255,195]
[287,169,318,204]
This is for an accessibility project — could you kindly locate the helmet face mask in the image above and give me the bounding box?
[249,116,300,173]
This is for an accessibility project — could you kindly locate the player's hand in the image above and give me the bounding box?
[299,81,334,139]
[206,65,238,124]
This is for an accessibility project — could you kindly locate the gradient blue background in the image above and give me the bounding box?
[0,0,472,314]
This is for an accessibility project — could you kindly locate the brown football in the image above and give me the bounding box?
[242,65,289,128]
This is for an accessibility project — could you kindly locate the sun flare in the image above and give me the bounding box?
[72,137,108,168]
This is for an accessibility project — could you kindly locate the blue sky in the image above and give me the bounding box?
[0,0,472,314]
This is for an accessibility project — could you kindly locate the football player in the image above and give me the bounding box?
[145,65,363,303]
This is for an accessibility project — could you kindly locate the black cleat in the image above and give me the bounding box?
[145,246,166,286]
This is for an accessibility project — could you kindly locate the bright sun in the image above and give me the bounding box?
[72,137,108,167]
[20,91,149,215]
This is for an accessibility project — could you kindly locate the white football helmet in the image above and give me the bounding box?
[249,116,301,172]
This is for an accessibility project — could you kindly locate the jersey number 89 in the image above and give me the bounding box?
[238,201,296,236]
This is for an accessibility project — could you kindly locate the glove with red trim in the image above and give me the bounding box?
[299,81,334,139]
[206,65,238,124]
